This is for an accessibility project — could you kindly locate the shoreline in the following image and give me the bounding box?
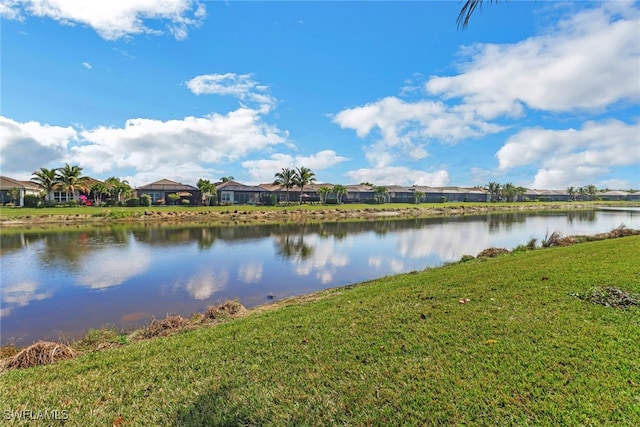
[0,202,610,229]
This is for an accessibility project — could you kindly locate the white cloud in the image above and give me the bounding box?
[72,108,287,182]
[186,73,278,113]
[426,3,640,117]
[82,61,92,69]
[0,116,75,173]
[333,96,504,166]
[345,166,451,187]
[2,0,206,40]
[496,119,640,188]
[241,150,349,183]
[1,106,289,186]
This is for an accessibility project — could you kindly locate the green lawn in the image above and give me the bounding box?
[1,236,639,426]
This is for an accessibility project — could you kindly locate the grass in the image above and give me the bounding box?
[1,236,639,425]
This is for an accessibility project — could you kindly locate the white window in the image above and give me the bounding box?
[54,192,73,203]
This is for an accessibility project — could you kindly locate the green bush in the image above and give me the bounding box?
[181,199,190,205]
[439,196,447,203]
[126,198,140,207]
[24,195,41,208]
[140,194,151,207]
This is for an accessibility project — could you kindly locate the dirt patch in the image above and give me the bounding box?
[570,287,639,309]
[1,341,76,371]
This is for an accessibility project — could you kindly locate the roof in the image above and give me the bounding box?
[216,180,267,192]
[0,176,41,191]
[136,179,198,191]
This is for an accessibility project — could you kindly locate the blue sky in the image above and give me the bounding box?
[1,1,638,189]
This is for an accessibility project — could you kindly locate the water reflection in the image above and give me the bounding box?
[1,209,638,345]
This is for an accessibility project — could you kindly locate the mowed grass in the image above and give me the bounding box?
[1,237,639,426]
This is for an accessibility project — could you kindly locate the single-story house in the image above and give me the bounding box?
[0,176,42,207]
[421,187,490,203]
[216,180,269,205]
[599,190,632,201]
[522,189,570,202]
[136,179,200,205]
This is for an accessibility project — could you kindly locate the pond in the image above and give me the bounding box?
[1,208,639,345]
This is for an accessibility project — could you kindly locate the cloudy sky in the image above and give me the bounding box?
[1,0,638,189]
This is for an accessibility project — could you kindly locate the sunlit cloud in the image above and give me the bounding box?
[1,0,207,40]
[242,150,348,183]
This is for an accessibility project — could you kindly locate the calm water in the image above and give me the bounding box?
[1,209,639,345]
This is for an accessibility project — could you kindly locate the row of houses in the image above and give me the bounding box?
[2,176,639,207]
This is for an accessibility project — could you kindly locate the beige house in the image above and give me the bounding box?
[0,176,42,207]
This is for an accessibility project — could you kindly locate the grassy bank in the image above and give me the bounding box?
[1,201,632,228]
[1,236,639,425]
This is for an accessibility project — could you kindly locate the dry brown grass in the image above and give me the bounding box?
[476,247,510,258]
[204,300,247,319]
[1,341,76,371]
[140,315,191,339]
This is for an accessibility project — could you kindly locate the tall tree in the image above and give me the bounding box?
[486,181,501,202]
[333,184,348,204]
[413,190,425,204]
[293,166,316,204]
[31,167,58,201]
[501,182,516,202]
[197,178,215,206]
[317,186,331,204]
[567,186,576,202]
[273,167,296,205]
[105,177,132,202]
[586,184,598,201]
[89,182,109,205]
[220,176,234,183]
[56,164,86,199]
[374,186,389,204]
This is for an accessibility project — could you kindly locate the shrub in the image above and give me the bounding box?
[126,198,140,207]
[181,199,190,205]
[24,195,41,208]
[140,194,151,207]
[439,196,447,203]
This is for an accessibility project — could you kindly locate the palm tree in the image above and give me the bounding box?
[501,182,516,202]
[457,0,498,30]
[197,178,215,206]
[374,186,389,204]
[105,177,132,203]
[333,184,348,204]
[56,164,86,201]
[220,176,234,183]
[317,186,331,204]
[567,186,576,202]
[293,166,316,204]
[586,184,598,201]
[515,186,527,202]
[89,182,109,206]
[273,167,296,205]
[413,190,425,204]
[486,181,501,202]
[30,167,58,202]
